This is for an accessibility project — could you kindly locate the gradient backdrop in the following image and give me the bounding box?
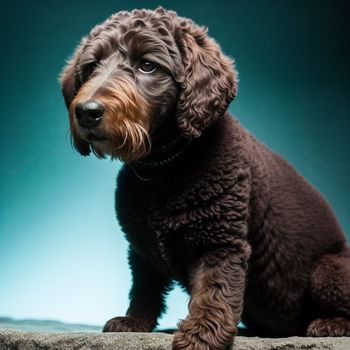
[1,0,349,328]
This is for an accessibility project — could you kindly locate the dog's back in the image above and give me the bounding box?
[238,119,347,335]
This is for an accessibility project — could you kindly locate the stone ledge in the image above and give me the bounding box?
[1,329,350,350]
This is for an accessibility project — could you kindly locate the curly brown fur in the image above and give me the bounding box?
[173,248,249,350]
[61,7,350,350]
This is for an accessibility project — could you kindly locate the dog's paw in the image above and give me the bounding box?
[102,316,151,332]
[172,331,233,350]
[172,331,211,350]
[307,317,350,337]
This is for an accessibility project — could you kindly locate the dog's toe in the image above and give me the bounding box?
[307,317,350,337]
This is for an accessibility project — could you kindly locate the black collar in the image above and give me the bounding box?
[133,135,191,169]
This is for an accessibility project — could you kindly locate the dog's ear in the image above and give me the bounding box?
[60,44,83,109]
[175,22,238,139]
[60,42,91,156]
[60,58,77,109]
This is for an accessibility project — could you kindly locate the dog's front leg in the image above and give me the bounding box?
[103,248,171,333]
[173,244,250,350]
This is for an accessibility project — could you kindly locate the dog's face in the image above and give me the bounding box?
[61,7,238,163]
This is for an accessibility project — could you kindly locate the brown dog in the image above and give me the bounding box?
[61,7,350,350]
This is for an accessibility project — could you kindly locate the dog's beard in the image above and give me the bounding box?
[90,116,151,162]
[69,75,151,163]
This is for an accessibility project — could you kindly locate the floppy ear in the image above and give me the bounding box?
[60,43,84,109]
[175,22,238,139]
[60,58,78,109]
[60,42,91,156]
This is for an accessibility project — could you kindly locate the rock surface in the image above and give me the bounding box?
[1,329,350,350]
[0,317,101,333]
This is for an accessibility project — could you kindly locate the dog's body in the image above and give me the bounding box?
[61,7,350,350]
[118,113,348,337]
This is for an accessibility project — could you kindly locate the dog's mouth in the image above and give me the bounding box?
[74,118,151,162]
[90,135,108,142]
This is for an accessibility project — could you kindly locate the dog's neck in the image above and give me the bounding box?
[132,117,191,169]
[136,135,190,168]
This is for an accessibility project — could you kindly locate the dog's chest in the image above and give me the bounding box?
[118,184,205,281]
[116,165,241,282]
[115,169,191,280]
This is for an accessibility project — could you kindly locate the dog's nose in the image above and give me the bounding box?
[75,100,104,128]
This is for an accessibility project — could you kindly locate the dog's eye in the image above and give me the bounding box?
[138,60,157,73]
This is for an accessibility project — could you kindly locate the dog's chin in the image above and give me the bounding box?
[89,138,113,159]
[89,137,150,163]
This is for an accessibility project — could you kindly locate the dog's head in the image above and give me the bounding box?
[60,7,237,162]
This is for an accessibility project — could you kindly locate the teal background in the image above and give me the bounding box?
[0,0,349,328]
